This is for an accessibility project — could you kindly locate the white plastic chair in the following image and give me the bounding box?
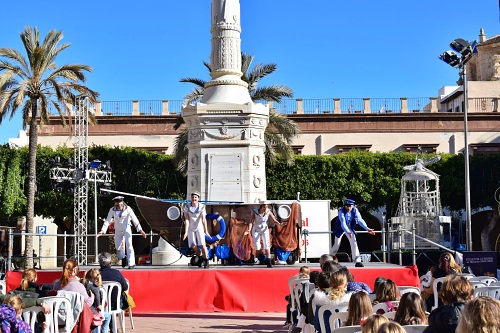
[39,296,73,333]
[402,325,428,333]
[288,276,309,313]
[318,305,348,333]
[431,277,447,311]
[382,311,396,320]
[490,281,500,287]
[398,286,421,296]
[473,286,500,300]
[22,306,44,333]
[124,278,135,329]
[0,280,6,295]
[102,281,126,333]
[470,281,488,289]
[458,273,475,280]
[331,325,361,333]
[469,276,498,286]
[372,302,393,314]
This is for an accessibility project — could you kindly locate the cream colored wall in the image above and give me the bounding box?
[294,131,499,156]
[37,135,178,154]
[20,217,58,269]
[467,81,500,98]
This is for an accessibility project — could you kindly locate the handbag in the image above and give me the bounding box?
[92,313,105,327]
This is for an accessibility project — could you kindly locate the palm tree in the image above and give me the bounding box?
[174,52,300,174]
[0,26,98,268]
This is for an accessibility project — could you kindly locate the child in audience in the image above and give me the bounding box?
[393,292,427,325]
[313,270,351,332]
[16,268,41,294]
[285,266,312,327]
[372,277,387,296]
[345,291,373,326]
[0,295,32,333]
[83,268,111,333]
[373,279,400,310]
[456,296,500,333]
[341,267,372,293]
[423,275,473,333]
[376,322,406,333]
[361,314,389,333]
[421,266,437,289]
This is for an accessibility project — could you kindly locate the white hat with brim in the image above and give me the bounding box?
[113,196,124,202]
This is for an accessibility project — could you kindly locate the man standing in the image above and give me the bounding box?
[97,196,146,269]
[330,198,375,267]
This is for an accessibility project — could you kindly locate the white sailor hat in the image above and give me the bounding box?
[113,196,124,202]
[190,191,201,198]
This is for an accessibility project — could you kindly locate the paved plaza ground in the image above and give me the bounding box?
[125,312,287,333]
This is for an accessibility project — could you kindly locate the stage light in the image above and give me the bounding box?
[450,38,470,54]
[90,159,101,169]
[439,51,460,68]
[66,180,75,195]
[54,179,64,193]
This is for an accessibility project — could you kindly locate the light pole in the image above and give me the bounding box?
[439,38,477,251]
[88,160,112,263]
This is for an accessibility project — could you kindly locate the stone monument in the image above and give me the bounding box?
[182,0,269,203]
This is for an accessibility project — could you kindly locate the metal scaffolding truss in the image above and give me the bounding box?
[74,97,90,265]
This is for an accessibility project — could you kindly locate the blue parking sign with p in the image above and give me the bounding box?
[36,226,47,234]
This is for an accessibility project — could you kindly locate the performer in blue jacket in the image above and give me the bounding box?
[330,198,375,267]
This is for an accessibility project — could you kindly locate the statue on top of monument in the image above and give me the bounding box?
[212,0,239,24]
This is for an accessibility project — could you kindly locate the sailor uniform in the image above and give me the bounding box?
[102,204,143,267]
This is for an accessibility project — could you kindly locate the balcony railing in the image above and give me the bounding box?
[46,97,500,117]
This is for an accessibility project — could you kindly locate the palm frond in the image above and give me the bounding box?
[173,115,185,130]
[252,85,293,103]
[179,77,206,88]
[172,128,190,176]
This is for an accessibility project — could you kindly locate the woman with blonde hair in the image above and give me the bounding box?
[376,322,406,333]
[313,270,351,332]
[53,259,94,307]
[456,296,500,333]
[345,291,373,326]
[362,314,389,333]
[394,292,427,325]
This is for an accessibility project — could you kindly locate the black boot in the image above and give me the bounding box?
[203,258,210,269]
[121,256,128,268]
[266,258,273,268]
[197,256,204,268]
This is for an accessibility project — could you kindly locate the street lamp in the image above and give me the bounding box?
[439,38,477,252]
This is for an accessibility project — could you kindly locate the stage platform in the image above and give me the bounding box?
[6,262,419,313]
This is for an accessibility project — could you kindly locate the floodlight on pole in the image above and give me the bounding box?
[439,37,477,252]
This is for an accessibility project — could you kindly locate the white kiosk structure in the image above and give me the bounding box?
[391,156,451,249]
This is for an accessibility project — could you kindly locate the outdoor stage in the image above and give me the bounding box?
[6,262,419,313]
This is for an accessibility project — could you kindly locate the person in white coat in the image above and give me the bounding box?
[97,196,146,269]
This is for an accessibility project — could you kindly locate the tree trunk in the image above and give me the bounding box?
[24,99,38,269]
[481,210,498,251]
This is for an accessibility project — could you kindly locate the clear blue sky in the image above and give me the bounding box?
[0,0,498,144]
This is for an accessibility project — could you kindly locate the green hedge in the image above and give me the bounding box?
[0,145,499,225]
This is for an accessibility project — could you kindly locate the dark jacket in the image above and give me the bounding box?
[423,302,466,333]
[84,282,102,313]
[99,265,128,310]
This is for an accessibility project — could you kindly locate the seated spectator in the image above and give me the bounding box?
[98,252,128,310]
[319,254,334,266]
[373,279,399,312]
[393,292,427,325]
[313,270,351,333]
[341,267,372,293]
[307,272,331,329]
[83,268,111,333]
[0,294,32,333]
[456,296,500,333]
[16,269,42,295]
[345,291,373,326]
[423,252,462,310]
[284,266,311,328]
[372,277,387,296]
[321,260,341,274]
[361,314,389,333]
[53,259,94,308]
[423,275,473,333]
[376,322,406,333]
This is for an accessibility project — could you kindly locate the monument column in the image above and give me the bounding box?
[182,0,269,203]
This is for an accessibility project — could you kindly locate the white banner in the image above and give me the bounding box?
[299,200,332,259]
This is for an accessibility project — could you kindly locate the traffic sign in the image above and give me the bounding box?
[36,226,47,234]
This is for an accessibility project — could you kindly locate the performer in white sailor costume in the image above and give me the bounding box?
[97,196,146,269]
[183,191,211,268]
[246,203,280,268]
